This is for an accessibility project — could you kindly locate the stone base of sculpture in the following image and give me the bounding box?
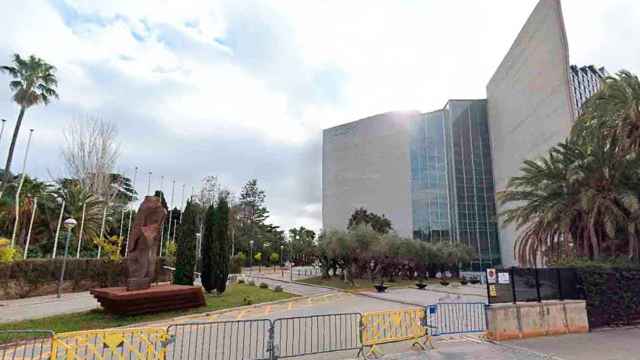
[91,284,206,315]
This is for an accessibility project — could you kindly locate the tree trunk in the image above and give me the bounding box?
[2,106,26,187]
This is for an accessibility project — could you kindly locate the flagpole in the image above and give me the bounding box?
[125,166,138,257]
[76,201,87,258]
[146,171,152,196]
[24,196,37,259]
[11,129,34,247]
[180,183,186,223]
[97,206,107,258]
[52,200,65,258]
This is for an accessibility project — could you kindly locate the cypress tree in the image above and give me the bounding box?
[201,204,217,293]
[174,200,197,285]
[212,196,231,294]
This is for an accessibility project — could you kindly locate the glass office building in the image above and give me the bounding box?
[410,110,451,242]
[410,100,500,269]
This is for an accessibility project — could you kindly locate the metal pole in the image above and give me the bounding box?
[118,209,125,240]
[57,229,71,298]
[125,167,138,257]
[146,171,152,195]
[52,200,65,258]
[166,179,175,248]
[159,223,165,256]
[180,183,185,223]
[76,201,87,258]
[57,219,77,298]
[97,206,107,258]
[10,129,34,247]
[0,119,6,147]
[24,197,37,259]
[172,219,177,242]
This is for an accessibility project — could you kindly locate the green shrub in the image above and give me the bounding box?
[578,267,640,327]
[274,285,283,292]
[259,282,268,289]
[248,280,256,286]
[242,296,253,305]
[230,254,245,274]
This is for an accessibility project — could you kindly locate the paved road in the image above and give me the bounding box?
[0,292,99,324]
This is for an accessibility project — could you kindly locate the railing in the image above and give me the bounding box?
[425,303,487,336]
[360,308,430,358]
[487,268,583,304]
[167,320,273,360]
[272,313,361,358]
[0,330,53,360]
[3,303,487,360]
[50,327,169,359]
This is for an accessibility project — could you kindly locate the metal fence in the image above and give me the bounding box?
[425,303,487,336]
[487,268,582,304]
[167,320,273,360]
[0,330,53,360]
[3,303,487,360]
[273,313,361,358]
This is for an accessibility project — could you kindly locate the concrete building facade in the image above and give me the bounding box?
[487,0,576,266]
[323,0,609,267]
[322,112,419,238]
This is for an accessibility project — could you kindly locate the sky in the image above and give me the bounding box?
[0,0,638,233]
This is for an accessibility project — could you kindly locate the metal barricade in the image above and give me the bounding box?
[425,303,487,336]
[50,327,169,359]
[272,313,361,358]
[0,330,54,360]
[360,308,429,358]
[167,319,273,360]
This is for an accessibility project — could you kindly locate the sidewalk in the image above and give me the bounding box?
[0,292,99,324]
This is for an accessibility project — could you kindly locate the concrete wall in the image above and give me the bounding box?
[322,112,418,237]
[486,300,589,341]
[486,0,576,266]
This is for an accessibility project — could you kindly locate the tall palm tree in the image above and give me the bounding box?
[500,70,640,265]
[0,54,58,189]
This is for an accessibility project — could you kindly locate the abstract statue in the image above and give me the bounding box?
[126,194,167,290]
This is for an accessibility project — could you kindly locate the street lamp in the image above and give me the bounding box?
[249,240,254,272]
[57,218,77,298]
[280,245,284,267]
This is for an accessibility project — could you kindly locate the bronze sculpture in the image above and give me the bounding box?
[126,194,167,290]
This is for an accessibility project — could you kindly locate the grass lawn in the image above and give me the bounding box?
[299,276,438,291]
[0,283,295,344]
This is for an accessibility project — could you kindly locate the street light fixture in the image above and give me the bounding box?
[57,218,77,298]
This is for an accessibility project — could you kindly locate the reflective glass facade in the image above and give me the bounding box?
[409,100,500,269]
[410,110,451,242]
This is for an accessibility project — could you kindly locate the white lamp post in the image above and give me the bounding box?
[57,218,77,298]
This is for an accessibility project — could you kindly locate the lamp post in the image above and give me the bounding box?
[249,240,254,272]
[57,218,77,298]
[280,245,284,267]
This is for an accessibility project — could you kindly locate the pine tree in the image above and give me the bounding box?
[174,200,197,285]
[201,204,217,292]
[212,196,231,294]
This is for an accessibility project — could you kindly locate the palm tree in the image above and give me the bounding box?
[577,70,640,155]
[0,54,58,189]
[499,70,640,265]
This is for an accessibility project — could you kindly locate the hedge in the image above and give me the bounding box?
[0,258,169,300]
[578,267,640,328]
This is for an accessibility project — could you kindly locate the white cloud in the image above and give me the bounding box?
[0,0,638,232]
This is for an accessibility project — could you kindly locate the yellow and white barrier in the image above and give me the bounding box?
[50,327,168,360]
[360,308,432,358]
